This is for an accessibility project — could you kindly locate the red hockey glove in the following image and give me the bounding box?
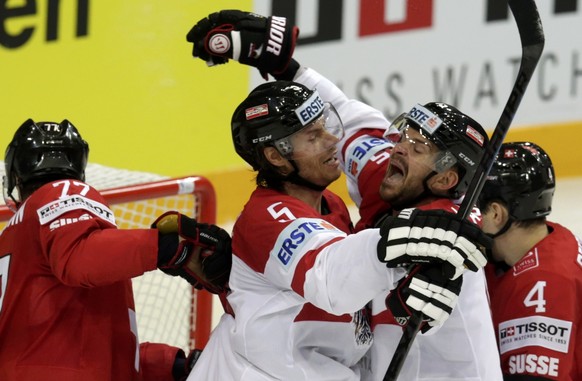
[186,9,299,79]
[377,208,490,280]
[153,211,232,294]
[386,264,462,333]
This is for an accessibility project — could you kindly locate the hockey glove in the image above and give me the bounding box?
[153,211,232,294]
[377,208,490,280]
[173,349,202,381]
[186,10,299,79]
[386,264,462,333]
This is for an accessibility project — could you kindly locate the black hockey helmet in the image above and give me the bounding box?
[391,102,488,198]
[479,142,555,220]
[231,81,342,169]
[3,119,89,209]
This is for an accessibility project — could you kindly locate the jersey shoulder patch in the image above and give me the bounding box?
[32,180,116,226]
[37,195,116,226]
[271,217,346,270]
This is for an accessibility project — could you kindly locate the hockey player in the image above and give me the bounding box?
[179,77,491,379]
[479,142,582,381]
[0,119,231,381]
[186,10,502,380]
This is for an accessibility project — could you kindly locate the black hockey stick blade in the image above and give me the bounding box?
[384,1,544,380]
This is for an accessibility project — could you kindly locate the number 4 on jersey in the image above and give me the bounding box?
[523,280,547,313]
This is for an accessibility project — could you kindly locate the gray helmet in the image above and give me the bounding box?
[396,102,489,198]
[479,142,555,220]
[3,119,89,208]
[231,81,336,169]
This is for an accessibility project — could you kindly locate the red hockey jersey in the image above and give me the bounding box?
[0,180,179,381]
[486,222,582,380]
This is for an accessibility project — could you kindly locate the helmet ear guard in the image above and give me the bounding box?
[3,119,89,210]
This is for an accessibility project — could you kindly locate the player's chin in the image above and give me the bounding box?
[330,169,342,183]
[319,166,342,187]
[379,180,400,202]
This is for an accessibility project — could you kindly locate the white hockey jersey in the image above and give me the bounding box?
[188,188,402,381]
[296,67,503,380]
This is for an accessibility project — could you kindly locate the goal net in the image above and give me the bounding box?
[0,163,214,352]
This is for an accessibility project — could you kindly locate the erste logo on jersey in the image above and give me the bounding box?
[272,218,344,269]
[498,315,572,355]
[345,136,392,182]
[37,195,116,226]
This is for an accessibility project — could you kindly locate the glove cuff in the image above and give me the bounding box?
[272,58,301,80]
[157,233,180,267]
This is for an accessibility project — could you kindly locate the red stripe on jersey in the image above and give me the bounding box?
[291,236,353,323]
[290,236,345,297]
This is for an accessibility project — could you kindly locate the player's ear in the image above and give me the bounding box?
[489,201,510,228]
[263,147,293,175]
[429,169,459,194]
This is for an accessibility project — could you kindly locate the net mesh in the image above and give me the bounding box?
[1,162,211,351]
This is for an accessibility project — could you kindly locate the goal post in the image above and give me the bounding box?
[0,172,215,352]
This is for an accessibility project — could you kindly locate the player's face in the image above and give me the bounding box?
[379,126,441,205]
[290,117,342,187]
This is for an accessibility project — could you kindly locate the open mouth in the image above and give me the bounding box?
[386,157,406,181]
[323,150,339,166]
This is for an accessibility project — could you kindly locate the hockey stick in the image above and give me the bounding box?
[383,1,545,380]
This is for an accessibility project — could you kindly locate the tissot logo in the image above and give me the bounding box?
[1,0,90,49]
[498,316,572,355]
[37,195,116,226]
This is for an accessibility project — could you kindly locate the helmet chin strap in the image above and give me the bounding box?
[285,160,327,192]
[488,216,514,239]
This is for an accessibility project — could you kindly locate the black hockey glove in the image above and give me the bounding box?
[377,208,491,280]
[186,10,299,80]
[386,264,462,333]
[153,211,232,294]
[173,348,202,381]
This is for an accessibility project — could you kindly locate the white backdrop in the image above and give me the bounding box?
[252,0,582,129]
